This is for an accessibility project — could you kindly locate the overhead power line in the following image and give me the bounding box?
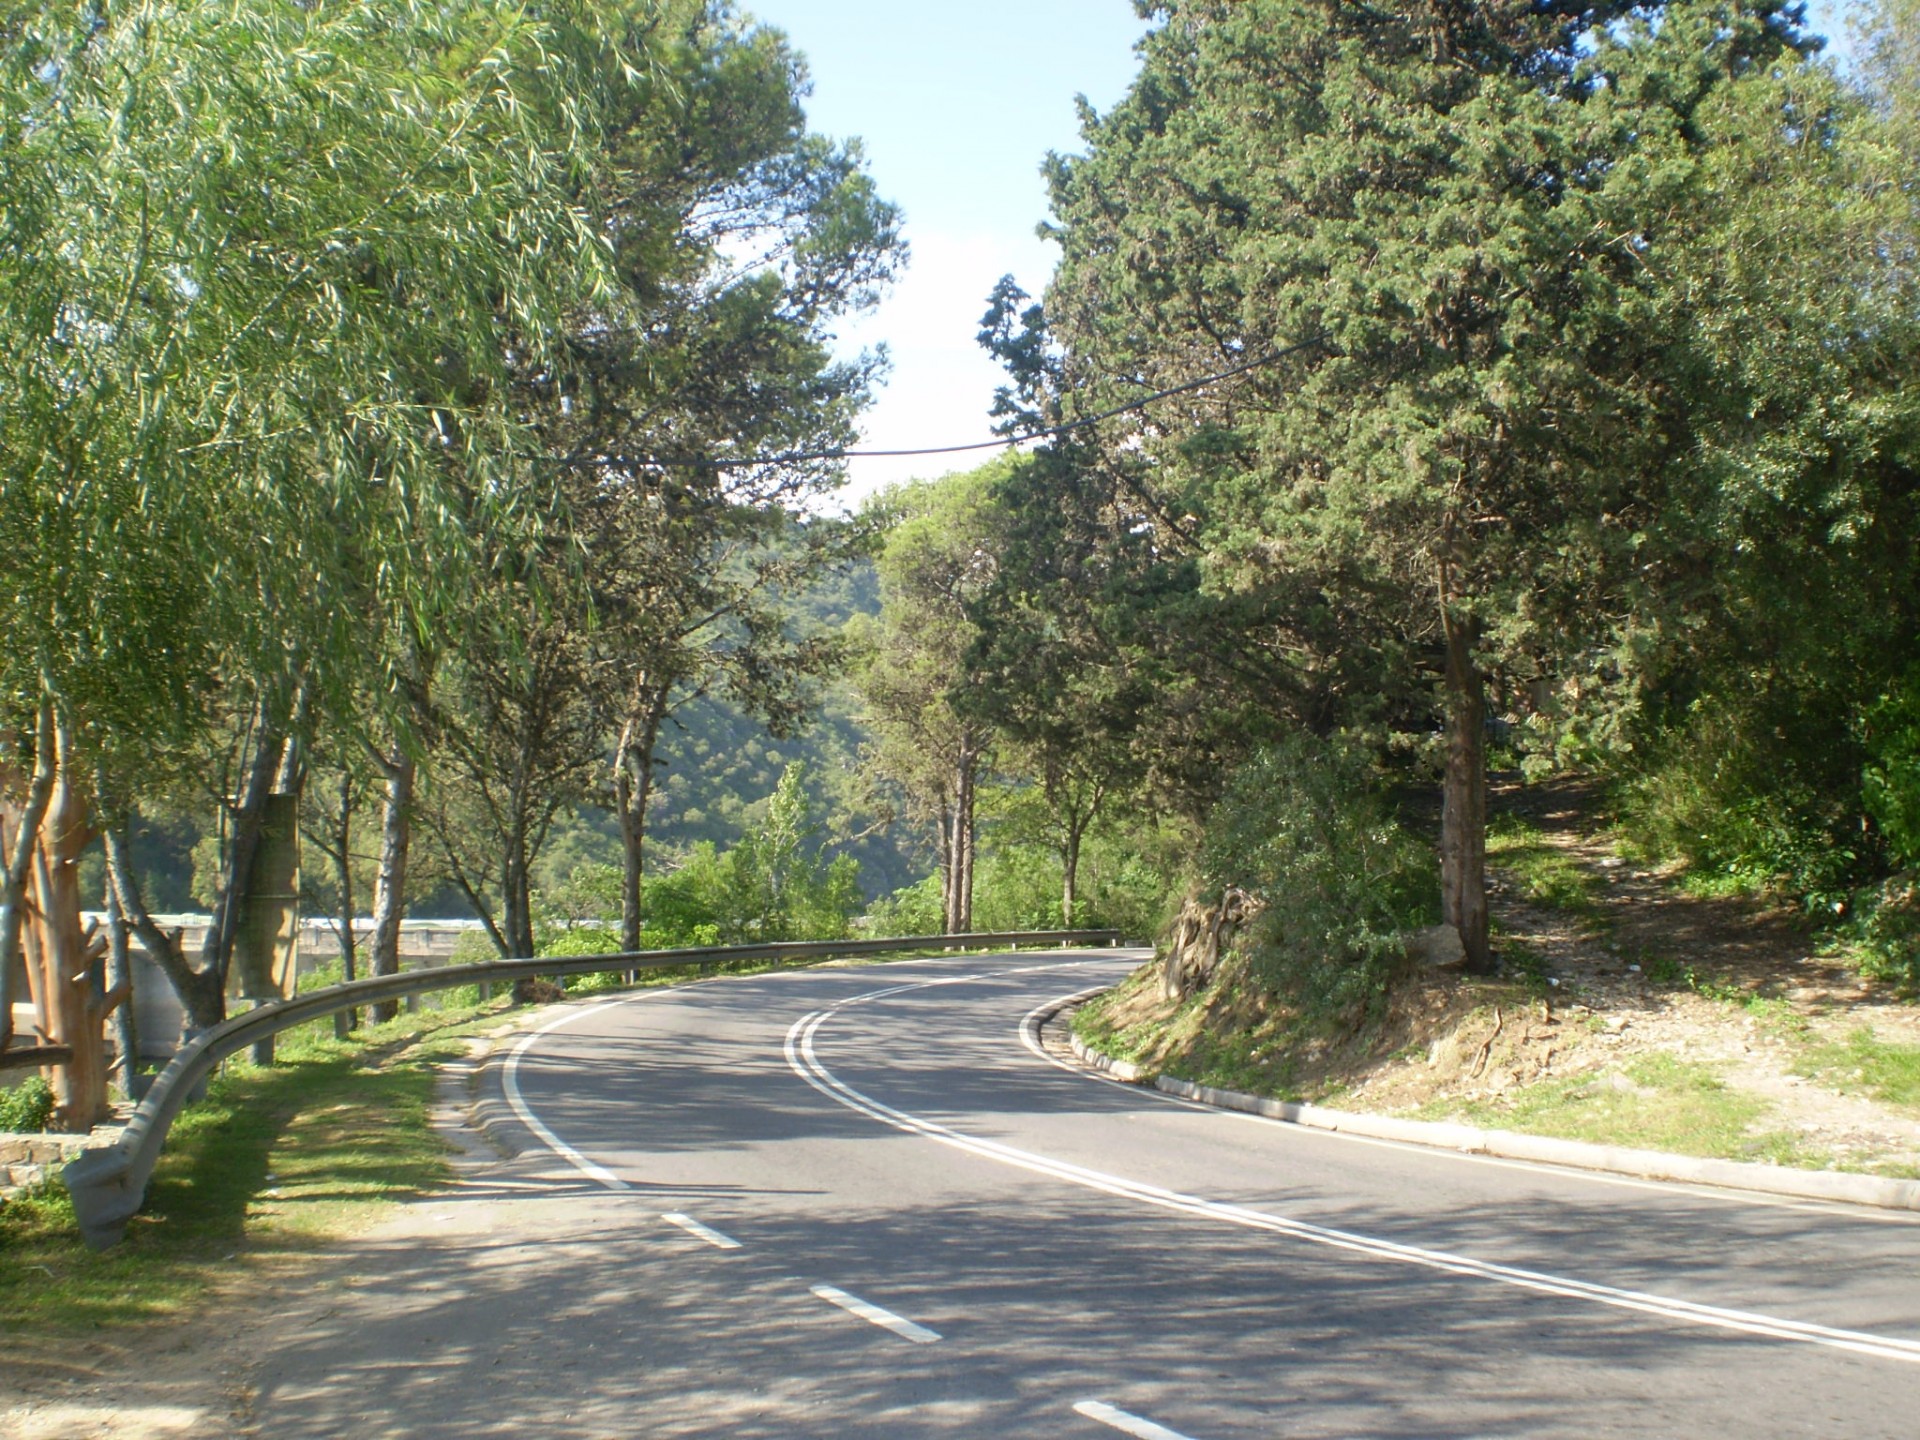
[563,334,1326,473]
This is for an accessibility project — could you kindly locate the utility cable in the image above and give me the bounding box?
[561,334,1326,472]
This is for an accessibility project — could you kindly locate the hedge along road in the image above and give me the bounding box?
[234,949,1920,1439]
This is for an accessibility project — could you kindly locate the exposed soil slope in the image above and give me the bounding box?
[1079,781,1920,1177]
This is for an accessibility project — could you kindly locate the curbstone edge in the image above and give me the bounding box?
[1064,1014,1920,1213]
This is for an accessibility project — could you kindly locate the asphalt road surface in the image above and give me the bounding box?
[244,948,1920,1437]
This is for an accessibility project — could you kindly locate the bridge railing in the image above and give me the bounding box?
[62,929,1128,1248]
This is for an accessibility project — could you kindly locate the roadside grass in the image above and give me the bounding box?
[1420,1054,1822,1166]
[1487,816,1600,917]
[1073,964,1413,1104]
[1073,966,1187,1067]
[1794,1028,1920,1112]
[0,995,513,1336]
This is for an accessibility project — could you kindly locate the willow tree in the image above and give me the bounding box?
[1005,0,1878,971]
[0,1,647,1124]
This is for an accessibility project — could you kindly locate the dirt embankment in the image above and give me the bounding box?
[1085,782,1920,1177]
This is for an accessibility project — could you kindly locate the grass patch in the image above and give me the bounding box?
[1072,967,1187,1067]
[1423,1054,1822,1166]
[0,994,514,1336]
[1795,1028,1920,1111]
[1072,963,1403,1104]
[1487,816,1599,916]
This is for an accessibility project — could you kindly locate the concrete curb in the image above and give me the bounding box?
[1064,1018,1920,1213]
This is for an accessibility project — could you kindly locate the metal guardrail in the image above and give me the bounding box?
[61,929,1126,1248]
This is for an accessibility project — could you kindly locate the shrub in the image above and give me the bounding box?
[1615,693,1866,905]
[1863,669,1920,871]
[0,1075,54,1134]
[863,873,943,937]
[1202,733,1436,1018]
[1847,874,1920,993]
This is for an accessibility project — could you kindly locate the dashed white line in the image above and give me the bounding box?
[661,1212,742,1249]
[809,1284,942,1344]
[1073,1400,1200,1440]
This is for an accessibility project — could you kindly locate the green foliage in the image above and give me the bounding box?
[0,1076,54,1134]
[864,874,945,938]
[1841,876,1920,993]
[1615,695,1866,904]
[701,764,863,942]
[1863,670,1920,871]
[1486,818,1599,916]
[1204,735,1436,1015]
[525,768,862,950]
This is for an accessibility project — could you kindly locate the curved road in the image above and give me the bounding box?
[248,949,1920,1437]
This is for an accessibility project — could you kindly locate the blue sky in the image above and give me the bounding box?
[749,1,1865,502]
[744,0,1151,498]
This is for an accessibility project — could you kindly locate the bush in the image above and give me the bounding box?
[1202,733,1436,1017]
[1615,693,1866,905]
[0,1075,54,1133]
[1847,874,1920,993]
[1864,669,1920,871]
[864,873,943,937]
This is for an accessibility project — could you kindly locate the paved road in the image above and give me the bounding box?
[245,950,1920,1437]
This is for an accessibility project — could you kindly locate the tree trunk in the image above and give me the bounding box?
[935,800,956,935]
[105,826,224,1031]
[200,707,287,994]
[333,770,358,1039]
[0,699,58,1054]
[614,690,667,955]
[503,839,540,1004]
[1440,611,1491,972]
[369,744,415,1024]
[1062,819,1083,930]
[105,879,140,1099]
[952,746,977,934]
[26,713,117,1132]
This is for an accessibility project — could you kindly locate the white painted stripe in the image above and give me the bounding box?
[1073,1399,1200,1440]
[661,1212,742,1250]
[500,957,1107,1195]
[787,990,1920,1367]
[502,999,637,1192]
[1019,986,1920,1225]
[809,1283,941,1344]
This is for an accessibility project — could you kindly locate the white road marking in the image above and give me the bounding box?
[809,1283,942,1344]
[502,999,638,1192]
[1073,1399,1200,1440]
[661,1212,742,1249]
[500,954,1120,1194]
[1018,986,1920,1225]
[788,985,1920,1367]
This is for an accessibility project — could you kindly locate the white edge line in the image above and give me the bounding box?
[1073,1399,1199,1440]
[809,1283,942,1344]
[1017,986,1920,1225]
[662,1212,742,1250]
[790,991,1920,1367]
[502,998,637,1192]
